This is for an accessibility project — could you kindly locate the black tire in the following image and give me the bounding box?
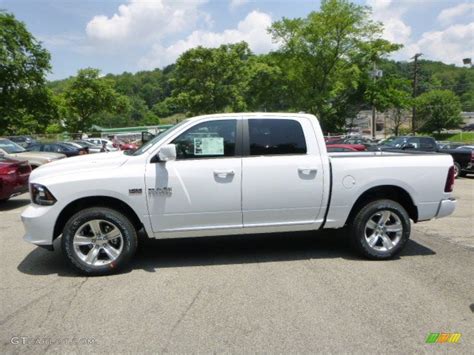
[61,207,137,276]
[453,162,461,179]
[459,171,467,177]
[350,199,411,260]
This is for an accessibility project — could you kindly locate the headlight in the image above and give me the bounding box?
[30,183,57,206]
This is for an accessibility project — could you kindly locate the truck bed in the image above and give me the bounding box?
[323,151,453,229]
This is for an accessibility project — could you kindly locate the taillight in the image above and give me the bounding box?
[0,165,17,175]
[445,166,455,192]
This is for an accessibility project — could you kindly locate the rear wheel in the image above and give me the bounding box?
[62,207,137,275]
[350,199,410,260]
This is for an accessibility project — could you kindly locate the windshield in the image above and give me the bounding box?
[381,137,407,148]
[130,120,189,156]
[0,139,26,154]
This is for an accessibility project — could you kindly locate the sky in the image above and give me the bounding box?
[2,0,473,80]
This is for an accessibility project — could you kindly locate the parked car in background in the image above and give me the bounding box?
[85,138,119,152]
[326,144,365,152]
[28,142,88,157]
[342,137,377,148]
[6,135,37,148]
[0,138,65,169]
[0,156,31,202]
[462,123,474,131]
[117,141,139,151]
[324,136,375,149]
[372,136,471,178]
[455,146,474,176]
[62,142,90,154]
[437,141,465,150]
[324,136,345,144]
[73,140,105,154]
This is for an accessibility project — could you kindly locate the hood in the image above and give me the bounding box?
[31,151,129,182]
[12,151,65,160]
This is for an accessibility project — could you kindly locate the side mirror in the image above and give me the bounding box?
[157,144,176,162]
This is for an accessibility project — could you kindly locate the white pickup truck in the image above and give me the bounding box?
[21,113,457,275]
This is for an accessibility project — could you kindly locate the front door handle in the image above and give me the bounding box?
[298,167,317,174]
[214,170,235,178]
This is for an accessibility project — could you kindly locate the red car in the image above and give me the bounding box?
[326,144,366,152]
[118,142,139,151]
[112,140,139,151]
[0,156,31,202]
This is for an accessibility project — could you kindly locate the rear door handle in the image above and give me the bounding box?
[298,167,317,174]
[214,170,235,177]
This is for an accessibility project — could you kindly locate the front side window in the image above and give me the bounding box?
[28,145,42,152]
[407,137,420,149]
[172,120,237,159]
[249,119,307,155]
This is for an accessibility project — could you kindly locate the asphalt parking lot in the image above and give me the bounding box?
[1,178,473,353]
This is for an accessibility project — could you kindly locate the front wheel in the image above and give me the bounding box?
[61,207,138,275]
[350,199,411,260]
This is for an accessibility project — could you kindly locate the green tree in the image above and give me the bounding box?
[0,11,57,134]
[63,68,130,132]
[172,42,251,115]
[416,90,463,134]
[364,75,412,135]
[245,54,292,111]
[269,0,401,132]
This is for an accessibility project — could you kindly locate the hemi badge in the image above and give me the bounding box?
[129,188,142,195]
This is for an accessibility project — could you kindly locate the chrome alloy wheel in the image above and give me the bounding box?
[364,210,403,252]
[73,219,123,266]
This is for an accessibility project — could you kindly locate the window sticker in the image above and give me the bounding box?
[194,137,224,155]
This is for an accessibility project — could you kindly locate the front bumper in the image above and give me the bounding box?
[21,204,58,247]
[436,198,457,219]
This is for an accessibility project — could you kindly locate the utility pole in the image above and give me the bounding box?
[370,63,383,139]
[411,53,422,134]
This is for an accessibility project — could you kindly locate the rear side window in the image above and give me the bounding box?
[420,138,436,151]
[249,119,307,155]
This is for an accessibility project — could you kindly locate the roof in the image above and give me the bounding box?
[91,124,174,133]
[188,112,317,121]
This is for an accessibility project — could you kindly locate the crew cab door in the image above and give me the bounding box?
[242,117,325,227]
[145,118,243,233]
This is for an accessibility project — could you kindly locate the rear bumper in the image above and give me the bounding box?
[0,177,29,200]
[436,198,456,219]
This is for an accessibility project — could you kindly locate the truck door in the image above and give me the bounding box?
[242,117,325,227]
[145,118,243,233]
